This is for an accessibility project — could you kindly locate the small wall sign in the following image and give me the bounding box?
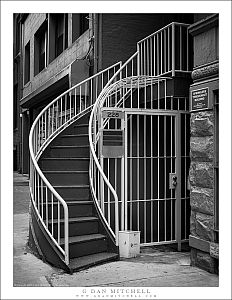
[191,87,209,111]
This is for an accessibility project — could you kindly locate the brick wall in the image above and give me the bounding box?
[101,13,194,69]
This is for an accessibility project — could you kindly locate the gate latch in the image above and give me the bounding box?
[169,173,177,189]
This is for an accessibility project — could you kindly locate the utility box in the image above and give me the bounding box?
[119,231,140,258]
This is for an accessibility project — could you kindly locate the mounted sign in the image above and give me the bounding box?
[100,108,125,158]
[191,87,209,111]
[102,110,124,119]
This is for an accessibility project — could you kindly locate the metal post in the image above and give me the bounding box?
[172,23,175,77]
[175,113,182,251]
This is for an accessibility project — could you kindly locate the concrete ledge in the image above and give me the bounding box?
[189,235,210,253]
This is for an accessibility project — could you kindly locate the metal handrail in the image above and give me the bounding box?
[89,52,138,245]
[29,61,122,265]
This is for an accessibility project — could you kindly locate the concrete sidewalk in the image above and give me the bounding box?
[13,171,219,288]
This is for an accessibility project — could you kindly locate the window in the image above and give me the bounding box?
[34,21,48,75]
[72,13,89,43]
[214,90,219,238]
[24,41,30,84]
[49,14,68,63]
[55,14,68,57]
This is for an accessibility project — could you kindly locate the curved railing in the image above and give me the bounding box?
[29,62,122,265]
[88,22,190,246]
[89,53,138,245]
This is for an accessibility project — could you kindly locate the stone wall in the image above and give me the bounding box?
[189,108,216,273]
[188,14,219,274]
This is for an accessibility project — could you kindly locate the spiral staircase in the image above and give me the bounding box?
[29,22,191,272]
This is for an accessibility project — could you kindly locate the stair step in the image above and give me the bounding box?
[69,252,119,272]
[39,158,89,171]
[54,134,89,145]
[43,171,89,185]
[46,145,89,158]
[49,216,98,224]
[61,233,108,258]
[49,217,99,237]
[61,233,106,245]
[54,185,90,199]
[40,200,94,218]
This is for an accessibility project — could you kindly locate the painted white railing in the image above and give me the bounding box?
[89,53,138,246]
[29,62,122,265]
[89,22,191,247]
[137,22,190,77]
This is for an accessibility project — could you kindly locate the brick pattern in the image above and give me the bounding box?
[101,14,194,69]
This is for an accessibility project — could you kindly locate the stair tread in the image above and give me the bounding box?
[53,185,89,188]
[50,145,89,148]
[69,252,118,271]
[43,170,88,174]
[62,134,88,137]
[48,216,98,224]
[60,233,106,245]
[41,157,89,160]
[41,200,93,205]
[74,124,89,127]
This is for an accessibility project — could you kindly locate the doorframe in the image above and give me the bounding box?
[123,108,183,251]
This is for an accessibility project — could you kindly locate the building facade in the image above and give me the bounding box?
[13,13,219,274]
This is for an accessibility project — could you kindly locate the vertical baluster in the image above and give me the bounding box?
[150,115,153,242]
[51,193,54,236]
[107,159,110,226]
[180,25,182,71]
[153,35,156,76]
[56,101,59,131]
[186,27,189,71]
[157,115,160,242]
[41,179,43,220]
[69,92,72,120]
[74,88,77,116]
[164,29,166,74]
[46,186,48,227]
[157,34,160,75]
[143,41,146,75]
[150,37,152,76]
[44,110,47,141]
[161,31,163,75]
[164,116,167,242]
[85,82,87,109]
[90,79,93,105]
[144,115,146,243]
[170,116,173,239]
[58,200,60,245]
[130,115,132,230]
[38,119,40,152]
[65,94,67,123]
[168,26,170,72]
[34,171,37,207]
[172,23,175,77]
[60,97,63,126]
[137,115,140,231]
[79,86,82,113]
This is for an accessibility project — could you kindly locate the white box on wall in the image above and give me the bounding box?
[119,231,140,258]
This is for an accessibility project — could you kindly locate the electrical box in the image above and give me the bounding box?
[119,231,140,258]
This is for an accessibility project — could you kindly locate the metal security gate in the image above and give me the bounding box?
[99,105,190,251]
[124,110,184,250]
